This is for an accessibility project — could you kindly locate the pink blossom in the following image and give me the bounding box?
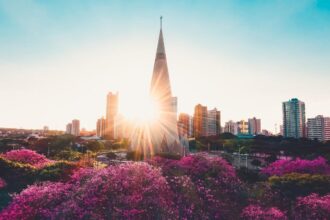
[294,193,330,220]
[1,149,53,168]
[0,162,176,219]
[241,205,287,220]
[261,157,330,176]
[149,153,245,219]
[0,178,6,189]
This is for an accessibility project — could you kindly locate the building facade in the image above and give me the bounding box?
[65,123,72,135]
[193,104,208,138]
[237,120,249,135]
[71,119,80,136]
[282,98,306,138]
[178,113,191,138]
[307,115,330,142]
[224,120,238,135]
[248,117,261,135]
[96,117,106,138]
[207,108,221,136]
[106,92,118,140]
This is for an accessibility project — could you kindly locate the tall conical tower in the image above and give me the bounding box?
[149,17,182,155]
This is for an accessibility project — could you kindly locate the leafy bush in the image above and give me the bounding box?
[1,149,52,168]
[294,193,330,220]
[0,156,78,192]
[269,173,330,199]
[52,150,83,161]
[0,178,6,189]
[241,205,287,220]
[38,161,78,182]
[0,156,38,191]
[0,163,176,219]
[149,153,247,219]
[261,157,330,177]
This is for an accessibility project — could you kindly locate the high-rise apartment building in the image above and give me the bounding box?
[237,120,249,135]
[178,113,191,138]
[282,98,306,138]
[96,117,106,138]
[248,117,261,135]
[71,119,80,136]
[307,115,330,142]
[207,108,221,136]
[106,92,119,140]
[193,104,208,138]
[66,123,72,135]
[224,120,238,135]
[325,117,330,142]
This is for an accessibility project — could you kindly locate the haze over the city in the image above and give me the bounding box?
[0,0,329,131]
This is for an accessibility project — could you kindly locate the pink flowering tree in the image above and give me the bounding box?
[294,193,330,220]
[241,205,287,220]
[1,149,52,168]
[149,153,246,219]
[261,157,330,177]
[0,178,6,189]
[0,163,176,219]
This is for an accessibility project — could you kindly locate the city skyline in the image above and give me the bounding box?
[1,1,330,131]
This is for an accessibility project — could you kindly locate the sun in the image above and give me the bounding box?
[120,92,160,124]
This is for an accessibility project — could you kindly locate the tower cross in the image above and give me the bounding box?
[160,16,163,29]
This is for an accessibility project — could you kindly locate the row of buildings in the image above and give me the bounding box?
[177,105,221,138]
[224,118,262,136]
[68,97,330,144]
[282,98,330,142]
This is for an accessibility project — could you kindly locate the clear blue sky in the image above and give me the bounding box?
[0,0,330,132]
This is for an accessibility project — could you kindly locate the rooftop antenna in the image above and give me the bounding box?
[160,16,163,29]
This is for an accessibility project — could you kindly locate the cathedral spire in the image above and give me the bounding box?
[160,16,163,30]
[156,16,166,60]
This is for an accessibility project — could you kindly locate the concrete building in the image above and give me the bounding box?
[282,98,306,138]
[307,115,330,142]
[224,120,238,135]
[71,119,80,136]
[96,117,106,138]
[178,113,191,138]
[65,123,72,135]
[248,117,261,135]
[106,92,119,140]
[325,117,330,142]
[207,108,221,136]
[237,120,249,135]
[193,104,208,138]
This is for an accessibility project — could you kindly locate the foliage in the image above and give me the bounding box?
[85,141,104,152]
[0,178,6,189]
[0,153,78,192]
[149,153,247,219]
[237,167,262,183]
[251,159,262,167]
[241,205,287,220]
[106,152,117,159]
[52,150,83,161]
[126,151,144,161]
[268,173,330,199]
[294,193,330,220]
[261,157,330,177]
[1,149,52,168]
[38,161,79,182]
[0,163,176,220]
[0,156,38,191]
[154,152,182,160]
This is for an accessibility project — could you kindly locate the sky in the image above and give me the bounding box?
[0,0,329,132]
